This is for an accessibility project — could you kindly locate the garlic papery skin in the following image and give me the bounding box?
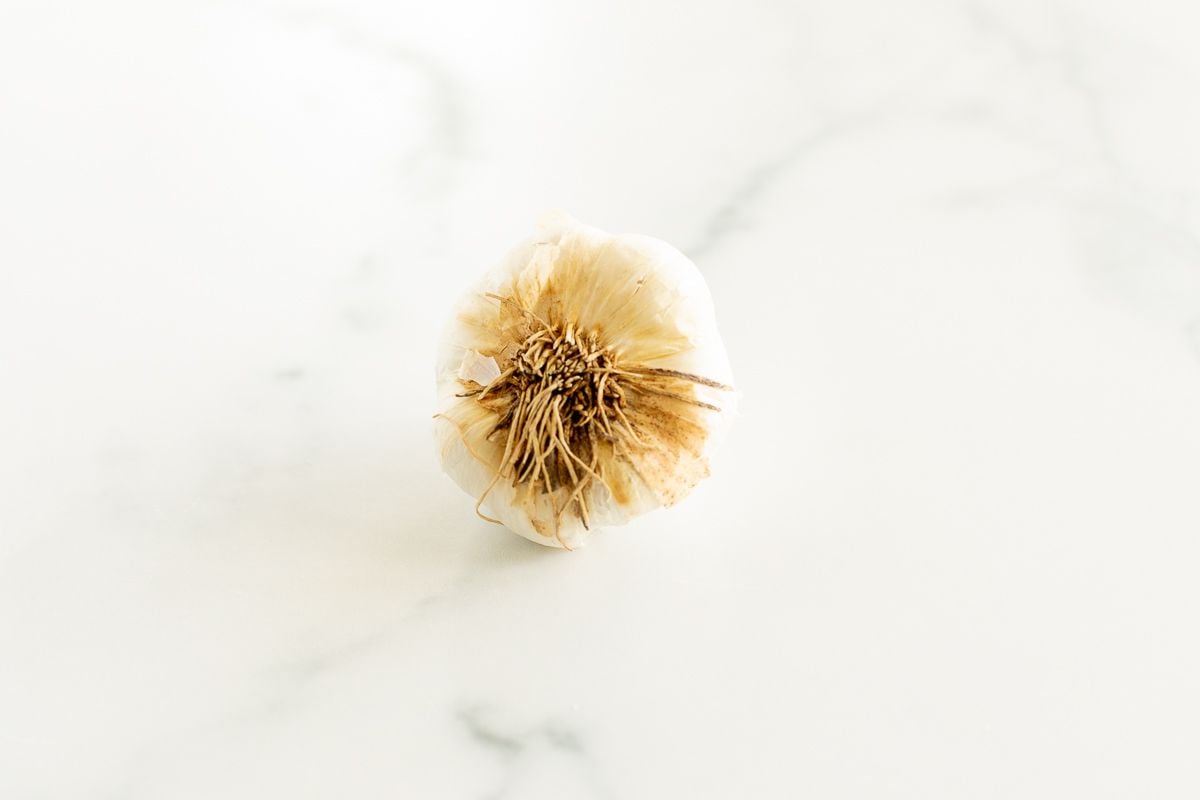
[434,213,736,549]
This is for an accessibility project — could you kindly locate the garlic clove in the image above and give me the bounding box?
[434,213,736,549]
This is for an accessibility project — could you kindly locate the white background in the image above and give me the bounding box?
[3,0,1200,797]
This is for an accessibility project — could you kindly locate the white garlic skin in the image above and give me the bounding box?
[435,213,736,548]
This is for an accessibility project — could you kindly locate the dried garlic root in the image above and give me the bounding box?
[434,213,736,549]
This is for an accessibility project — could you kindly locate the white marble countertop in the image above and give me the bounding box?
[4,0,1200,796]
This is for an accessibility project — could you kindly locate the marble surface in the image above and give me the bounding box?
[4,0,1200,796]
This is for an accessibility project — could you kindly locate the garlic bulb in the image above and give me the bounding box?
[434,213,736,549]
